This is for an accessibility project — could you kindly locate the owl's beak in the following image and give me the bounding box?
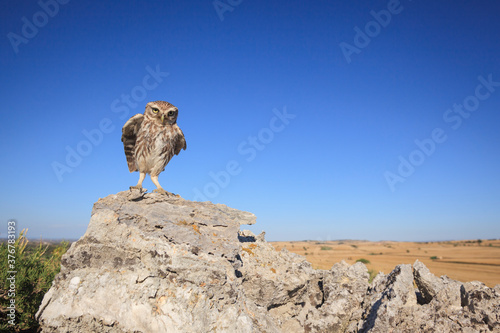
[161,114,165,123]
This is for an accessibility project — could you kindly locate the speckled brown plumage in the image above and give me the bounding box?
[121,101,186,194]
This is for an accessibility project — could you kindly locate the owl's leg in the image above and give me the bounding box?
[130,172,146,190]
[151,175,167,194]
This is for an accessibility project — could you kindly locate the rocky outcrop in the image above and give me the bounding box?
[37,191,500,332]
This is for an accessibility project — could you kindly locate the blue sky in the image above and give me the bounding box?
[1,0,499,242]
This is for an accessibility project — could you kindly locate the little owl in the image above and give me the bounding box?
[121,101,186,194]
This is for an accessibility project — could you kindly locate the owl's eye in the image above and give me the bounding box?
[167,111,174,116]
[152,108,159,113]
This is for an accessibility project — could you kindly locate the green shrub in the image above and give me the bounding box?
[430,256,438,260]
[367,269,378,283]
[320,246,333,251]
[0,229,68,332]
[356,258,370,264]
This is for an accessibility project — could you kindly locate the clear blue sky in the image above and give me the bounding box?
[1,0,499,242]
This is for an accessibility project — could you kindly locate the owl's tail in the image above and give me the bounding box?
[122,137,138,172]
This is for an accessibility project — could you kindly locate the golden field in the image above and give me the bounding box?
[271,239,500,288]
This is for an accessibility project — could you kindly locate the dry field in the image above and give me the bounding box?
[271,239,500,288]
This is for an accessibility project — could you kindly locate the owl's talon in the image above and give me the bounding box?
[129,186,147,194]
[153,188,169,195]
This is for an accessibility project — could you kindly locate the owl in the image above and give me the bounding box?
[121,101,186,194]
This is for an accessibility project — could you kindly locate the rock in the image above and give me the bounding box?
[305,261,370,332]
[356,260,500,333]
[413,259,462,309]
[460,281,500,331]
[36,191,500,332]
[358,264,418,332]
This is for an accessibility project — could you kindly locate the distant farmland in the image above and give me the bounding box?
[271,239,500,287]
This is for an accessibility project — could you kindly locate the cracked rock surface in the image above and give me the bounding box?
[37,191,500,332]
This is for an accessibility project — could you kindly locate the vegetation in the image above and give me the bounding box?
[367,269,378,283]
[430,256,439,260]
[0,230,69,332]
[320,246,333,251]
[356,258,370,264]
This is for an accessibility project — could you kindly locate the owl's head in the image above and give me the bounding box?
[145,101,179,125]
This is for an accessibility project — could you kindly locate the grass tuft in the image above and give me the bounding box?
[367,269,378,283]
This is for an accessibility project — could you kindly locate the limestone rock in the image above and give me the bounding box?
[413,259,462,309]
[358,264,418,332]
[36,191,500,332]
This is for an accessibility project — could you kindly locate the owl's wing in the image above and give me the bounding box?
[174,127,187,155]
[121,114,144,172]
